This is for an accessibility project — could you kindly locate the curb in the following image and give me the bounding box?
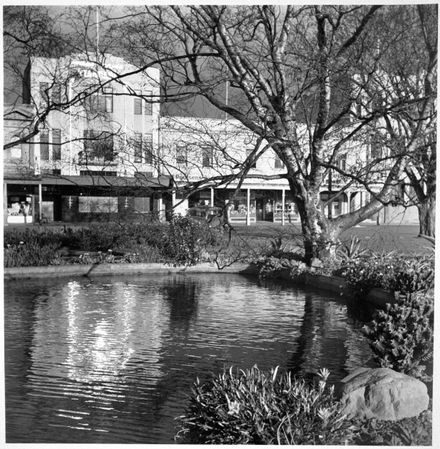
[4,263,394,307]
[4,262,258,280]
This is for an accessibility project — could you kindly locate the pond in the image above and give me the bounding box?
[4,273,373,443]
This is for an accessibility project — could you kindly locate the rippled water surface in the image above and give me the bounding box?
[5,273,373,443]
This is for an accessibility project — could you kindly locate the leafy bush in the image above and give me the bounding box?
[335,253,434,297]
[4,223,170,267]
[363,290,434,380]
[336,236,371,262]
[4,229,63,267]
[254,254,307,279]
[350,411,432,446]
[4,240,60,267]
[163,215,222,266]
[176,366,351,445]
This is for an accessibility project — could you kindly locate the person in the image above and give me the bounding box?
[22,201,30,224]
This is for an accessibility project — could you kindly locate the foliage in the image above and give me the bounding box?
[4,223,171,267]
[350,411,432,446]
[255,255,307,280]
[4,229,62,267]
[4,239,60,267]
[176,366,351,445]
[163,215,223,266]
[335,253,434,297]
[336,236,371,262]
[363,290,434,380]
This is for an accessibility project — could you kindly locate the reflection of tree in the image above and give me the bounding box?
[287,294,353,383]
[160,278,199,336]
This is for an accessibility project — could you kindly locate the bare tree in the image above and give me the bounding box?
[4,5,436,259]
[117,5,436,262]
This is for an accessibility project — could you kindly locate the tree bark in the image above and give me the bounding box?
[418,197,436,237]
[293,186,342,264]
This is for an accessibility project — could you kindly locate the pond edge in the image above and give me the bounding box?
[4,262,394,307]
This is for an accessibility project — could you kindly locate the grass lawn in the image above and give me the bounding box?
[232,222,433,257]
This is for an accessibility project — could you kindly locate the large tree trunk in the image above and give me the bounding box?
[418,196,435,237]
[294,190,342,265]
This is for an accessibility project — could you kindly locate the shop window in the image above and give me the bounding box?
[52,129,61,161]
[78,196,118,213]
[40,130,49,161]
[134,197,150,213]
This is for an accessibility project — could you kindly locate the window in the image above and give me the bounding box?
[52,84,61,104]
[134,90,153,115]
[52,129,61,161]
[134,197,150,213]
[88,87,113,113]
[40,130,49,161]
[80,170,117,177]
[83,130,115,162]
[246,148,257,169]
[176,144,188,165]
[370,135,383,160]
[134,133,143,163]
[144,90,153,115]
[337,154,347,171]
[143,134,153,164]
[133,133,153,164]
[40,82,49,103]
[202,146,213,168]
[274,154,284,169]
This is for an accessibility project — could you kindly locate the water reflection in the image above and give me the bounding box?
[4,274,372,443]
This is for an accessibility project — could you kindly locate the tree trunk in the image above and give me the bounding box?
[418,197,435,237]
[295,192,342,265]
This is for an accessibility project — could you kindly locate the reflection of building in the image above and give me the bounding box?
[3,53,418,225]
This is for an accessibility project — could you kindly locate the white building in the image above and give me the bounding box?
[4,53,171,224]
[4,52,418,225]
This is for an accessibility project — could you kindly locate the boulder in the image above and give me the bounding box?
[339,367,429,421]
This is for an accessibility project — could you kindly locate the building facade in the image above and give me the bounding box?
[3,52,418,226]
[4,53,171,225]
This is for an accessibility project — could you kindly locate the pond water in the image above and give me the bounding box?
[4,273,373,443]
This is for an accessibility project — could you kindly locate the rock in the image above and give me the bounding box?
[339,367,429,421]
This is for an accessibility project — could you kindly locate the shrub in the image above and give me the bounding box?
[4,229,63,267]
[363,290,434,380]
[163,215,222,266]
[350,411,432,446]
[254,255,307,279]
[4,240,60,267]
[335,253,434,298]
[336,236,371,262]
[176,366,351,445]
